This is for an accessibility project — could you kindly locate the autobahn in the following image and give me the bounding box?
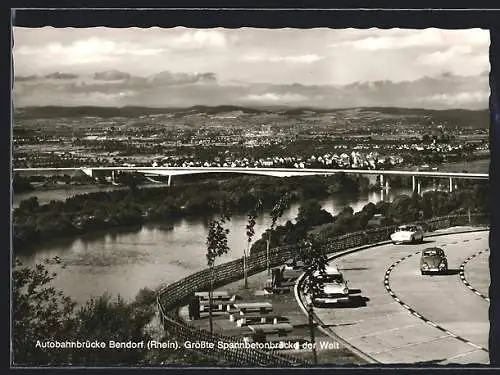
[297,229,490,364]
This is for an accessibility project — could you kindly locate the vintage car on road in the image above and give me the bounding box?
[311,265,350,307]
[390,224,424,244]
[420,247,448,275]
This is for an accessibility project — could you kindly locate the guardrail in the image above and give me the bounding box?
[156,213,489,366]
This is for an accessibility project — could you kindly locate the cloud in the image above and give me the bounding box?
[243,54,324,64]
[330,28,489,51]
[15,75,39,81]
[416,45,474,65]
[45,72,79,79]
[168,30,229,49]
[421,91,489,105]
[13,68,489,110]
[15,37,165,66]
[94,70,131,81]
[146,71,217,85]
[415,45,489,76]
[243,92,308,102]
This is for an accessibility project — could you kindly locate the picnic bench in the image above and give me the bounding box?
[247,323,294,335]
[232,312,283,327]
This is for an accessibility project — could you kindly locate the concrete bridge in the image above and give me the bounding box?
[13,166,489,194]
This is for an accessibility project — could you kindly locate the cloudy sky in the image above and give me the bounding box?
[12,27,491,109]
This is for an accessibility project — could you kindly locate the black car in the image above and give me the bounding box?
[420,247,448,275]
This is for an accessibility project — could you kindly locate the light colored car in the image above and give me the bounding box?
[311,265,350,307]
[390,224,424,244]
[420,247,448,275]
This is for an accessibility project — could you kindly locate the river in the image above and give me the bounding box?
[16,186,412,306]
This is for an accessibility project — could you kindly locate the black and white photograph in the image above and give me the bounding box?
[11,16,492,367]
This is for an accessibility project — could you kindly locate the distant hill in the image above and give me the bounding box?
[14,105,268,119]
[13,105,490,128]
[358,107,490,129]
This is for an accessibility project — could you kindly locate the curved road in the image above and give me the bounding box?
[305,230,490,364]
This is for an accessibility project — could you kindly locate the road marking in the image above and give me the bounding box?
[458,248,490,302]
[384,250,489,353]
[467,342,485,350]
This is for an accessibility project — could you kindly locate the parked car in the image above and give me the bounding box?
[390,224,424,244]
[311,265,350,307]
[420,247,448,275]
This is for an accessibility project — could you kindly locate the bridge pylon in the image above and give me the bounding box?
[80,167,94,178]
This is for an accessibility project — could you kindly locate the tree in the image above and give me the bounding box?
[296,199,333,228]
[267,194,290,275]
[72,293,154,365]
[18,196,39,213]
[205,213,230,333]
[12,257,77,365]
[296,235,328,366]
[387,194,420,223]
[13,258,158,366]
[13,173,34,193]
[244,199,262,289]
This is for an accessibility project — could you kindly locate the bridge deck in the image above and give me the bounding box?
[12,167,489,180]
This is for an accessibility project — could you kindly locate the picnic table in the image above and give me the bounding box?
[247,323,294,335]
[199,299,235,313]
[233,302,273,315]
[195,291,231,300]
